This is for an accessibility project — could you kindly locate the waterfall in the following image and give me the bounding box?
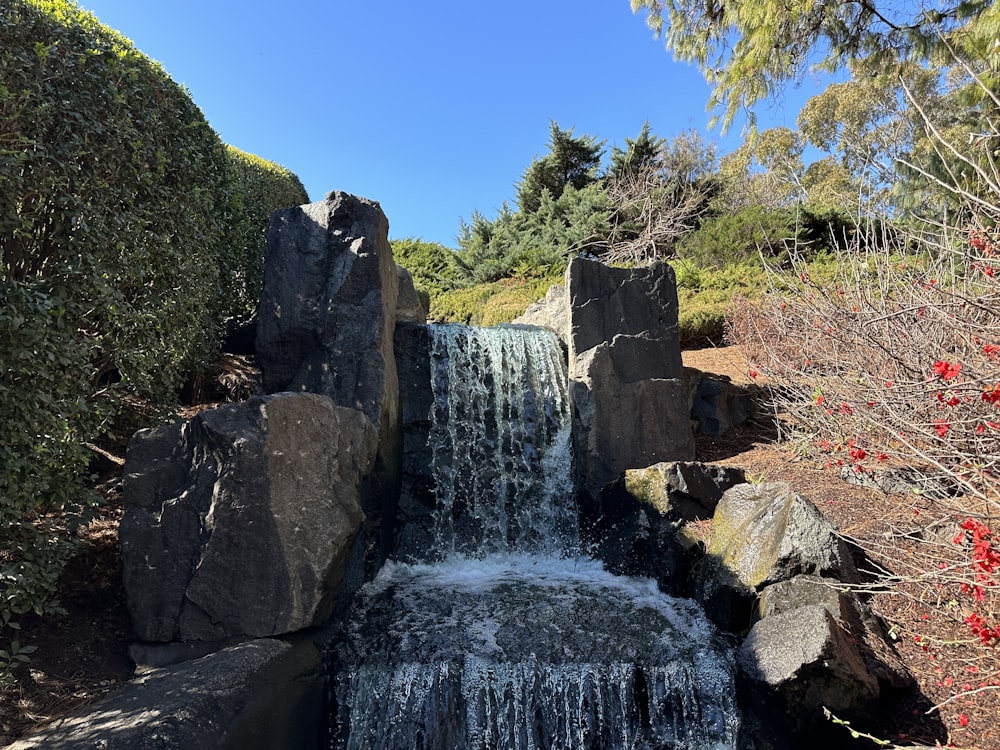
[329,324,741,750]
[426,325,577,557]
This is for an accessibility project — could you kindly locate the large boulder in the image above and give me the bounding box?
[567,258,694,496]
[737,605,881,749]
[256,190,403,583]
[694,482,858,631]
[121,392,375,642]
[581,461,745,594]
[256,191,399,431]
[8,638,324,750]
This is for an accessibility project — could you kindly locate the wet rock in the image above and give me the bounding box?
[580,461,745,594]
[121,392,375,642]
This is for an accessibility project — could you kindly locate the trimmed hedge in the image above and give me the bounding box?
[226,146,308,320]
[0,0,308,658]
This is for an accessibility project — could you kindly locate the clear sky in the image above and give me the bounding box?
[76,0,830,248]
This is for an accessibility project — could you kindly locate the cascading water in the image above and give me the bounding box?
[329,324,742,750]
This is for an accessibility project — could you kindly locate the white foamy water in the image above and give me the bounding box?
[329,325,741,749]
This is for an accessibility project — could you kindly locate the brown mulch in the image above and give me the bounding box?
[689,346,1000,750]
[2,347,998,748]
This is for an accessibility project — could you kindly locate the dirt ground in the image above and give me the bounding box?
[2,346,998,748]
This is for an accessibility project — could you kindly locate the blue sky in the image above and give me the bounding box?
[77,0,831,248]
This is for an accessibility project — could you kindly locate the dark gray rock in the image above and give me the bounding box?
[582,461,746,595]
[757,575,914,693]
[625,461,747,520]
[8,638,324,750]
[693,482,858,631]
[709,482,858,589]
[256,190,399,444]
[121,392,375,642]
[686,368,756,436]
[567,258,684,363]
[567,258,694,496]
[391,322,437,560]
[256,190,403,595]
[737,605,881,749]
[396,264,426,324]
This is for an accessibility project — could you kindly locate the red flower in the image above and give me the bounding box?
[934,420,950,438]
[959,713,969,727]
[933,360,962,381]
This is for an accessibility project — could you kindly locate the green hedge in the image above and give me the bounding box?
[0,0,308,665]
[226,146,308,320]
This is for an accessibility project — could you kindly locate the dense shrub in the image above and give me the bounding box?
[226,146,308,321]
[676,205,857,268]
[0,0,307,675]
[391,238,465,299]
[430,277,554,326]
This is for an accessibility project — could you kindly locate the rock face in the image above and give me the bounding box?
[512,282,568,344]
[665,480,911,749]
[686,368,756,436]
[8,638,325,750]
[121,392,375,642]
[737,605,881,749]
[581,461,745,594]
[256,191,399,461]
[567,258,695,496]
[256,190,402,587]
[395,264,426,324]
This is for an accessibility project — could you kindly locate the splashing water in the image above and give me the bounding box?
[427,325,577,557]
[329,325,741,749]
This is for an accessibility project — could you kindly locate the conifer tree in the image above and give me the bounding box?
[609,121,665,179]
[516,122,604,213]
[630,0,993,129]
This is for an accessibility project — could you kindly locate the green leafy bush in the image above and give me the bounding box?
[430,277,554,325]
[391,238,464,299]
[226,146,309,321]
[0,0,308,674]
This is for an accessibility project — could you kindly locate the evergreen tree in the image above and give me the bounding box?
[516,122,604,213]
[609,121,665,179]
[630,0,993,129]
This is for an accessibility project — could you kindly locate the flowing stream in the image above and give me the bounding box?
[328,325,741,749]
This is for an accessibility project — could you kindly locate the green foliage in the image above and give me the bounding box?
[225,146,309,321]
[516,122,604,213]
[631,0,991,130]
[456,183,610,284]
[0,0,309,676]
[430,277,556,326]
[391,238,464,299]
[608,121,665,179]
[677,205,858,268]
[677,206,798,267]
